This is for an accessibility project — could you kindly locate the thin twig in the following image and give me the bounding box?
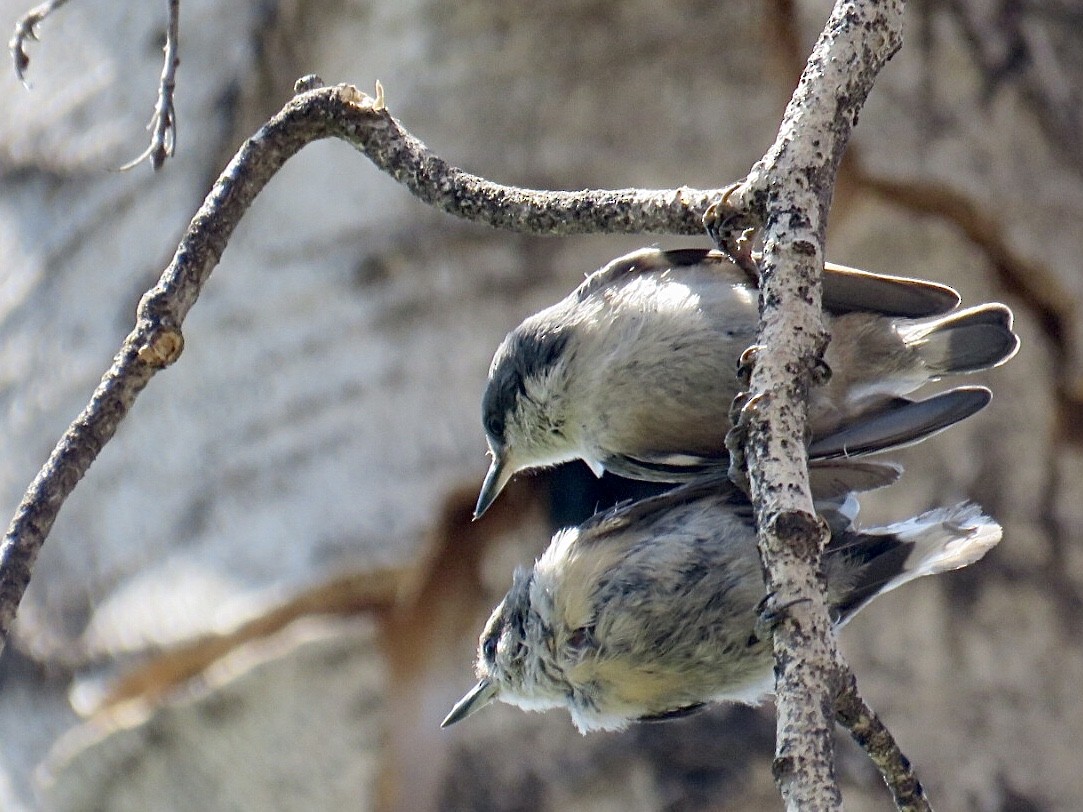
[9,0,73,84]
[0,79,721,650]
[12,0,181,170]
[835,674,933,812]
[707,0,907,808]
[121,0,180,171]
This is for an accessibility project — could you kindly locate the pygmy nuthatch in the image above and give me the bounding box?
[475,248,1019,517]
[444,473,1001,732]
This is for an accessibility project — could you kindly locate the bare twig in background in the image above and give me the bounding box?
[0,78,719,652]
[12,0,181,170]
[835,674,932,812]
[120,0,180,171]
[8,0,73,83]
[708,0,907,807]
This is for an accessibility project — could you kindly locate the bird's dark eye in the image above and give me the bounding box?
[482,636,498,662]
[485,414,504,439]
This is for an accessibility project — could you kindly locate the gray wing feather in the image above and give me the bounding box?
[807,387,991,459]
[822,262,961,317]
[578,473,745,541]
[573,247,717,302]
[573,250,960,319]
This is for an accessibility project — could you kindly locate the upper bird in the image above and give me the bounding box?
[475,247,1019,517]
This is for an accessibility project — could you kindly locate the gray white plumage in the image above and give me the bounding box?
[475,247,1019,516]
[444,475,1002,732]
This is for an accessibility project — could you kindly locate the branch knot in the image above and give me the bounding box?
[765,509,829,559]
[137,326,184,369]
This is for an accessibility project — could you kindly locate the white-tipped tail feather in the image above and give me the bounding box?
[888,503,1002,591]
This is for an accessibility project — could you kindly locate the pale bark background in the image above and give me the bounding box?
[0,0,1077,810]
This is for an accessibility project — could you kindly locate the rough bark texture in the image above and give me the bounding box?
[713,0,906,807]
[836,673,931,812]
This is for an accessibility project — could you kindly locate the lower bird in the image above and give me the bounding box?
[444,473,1001,732]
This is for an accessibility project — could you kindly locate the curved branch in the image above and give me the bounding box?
[325,87,715,234]
[0,79,720,649]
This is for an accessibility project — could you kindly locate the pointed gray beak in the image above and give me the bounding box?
[441,679,500,728]
[474,453,512,520]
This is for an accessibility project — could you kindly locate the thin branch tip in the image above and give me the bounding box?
[328,80,388,114]
[294,74,326,93]
[10,0,72,84]
[9,33,31,85]
[114,0,179,171]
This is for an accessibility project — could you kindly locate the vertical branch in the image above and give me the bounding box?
[708,0,906,808]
